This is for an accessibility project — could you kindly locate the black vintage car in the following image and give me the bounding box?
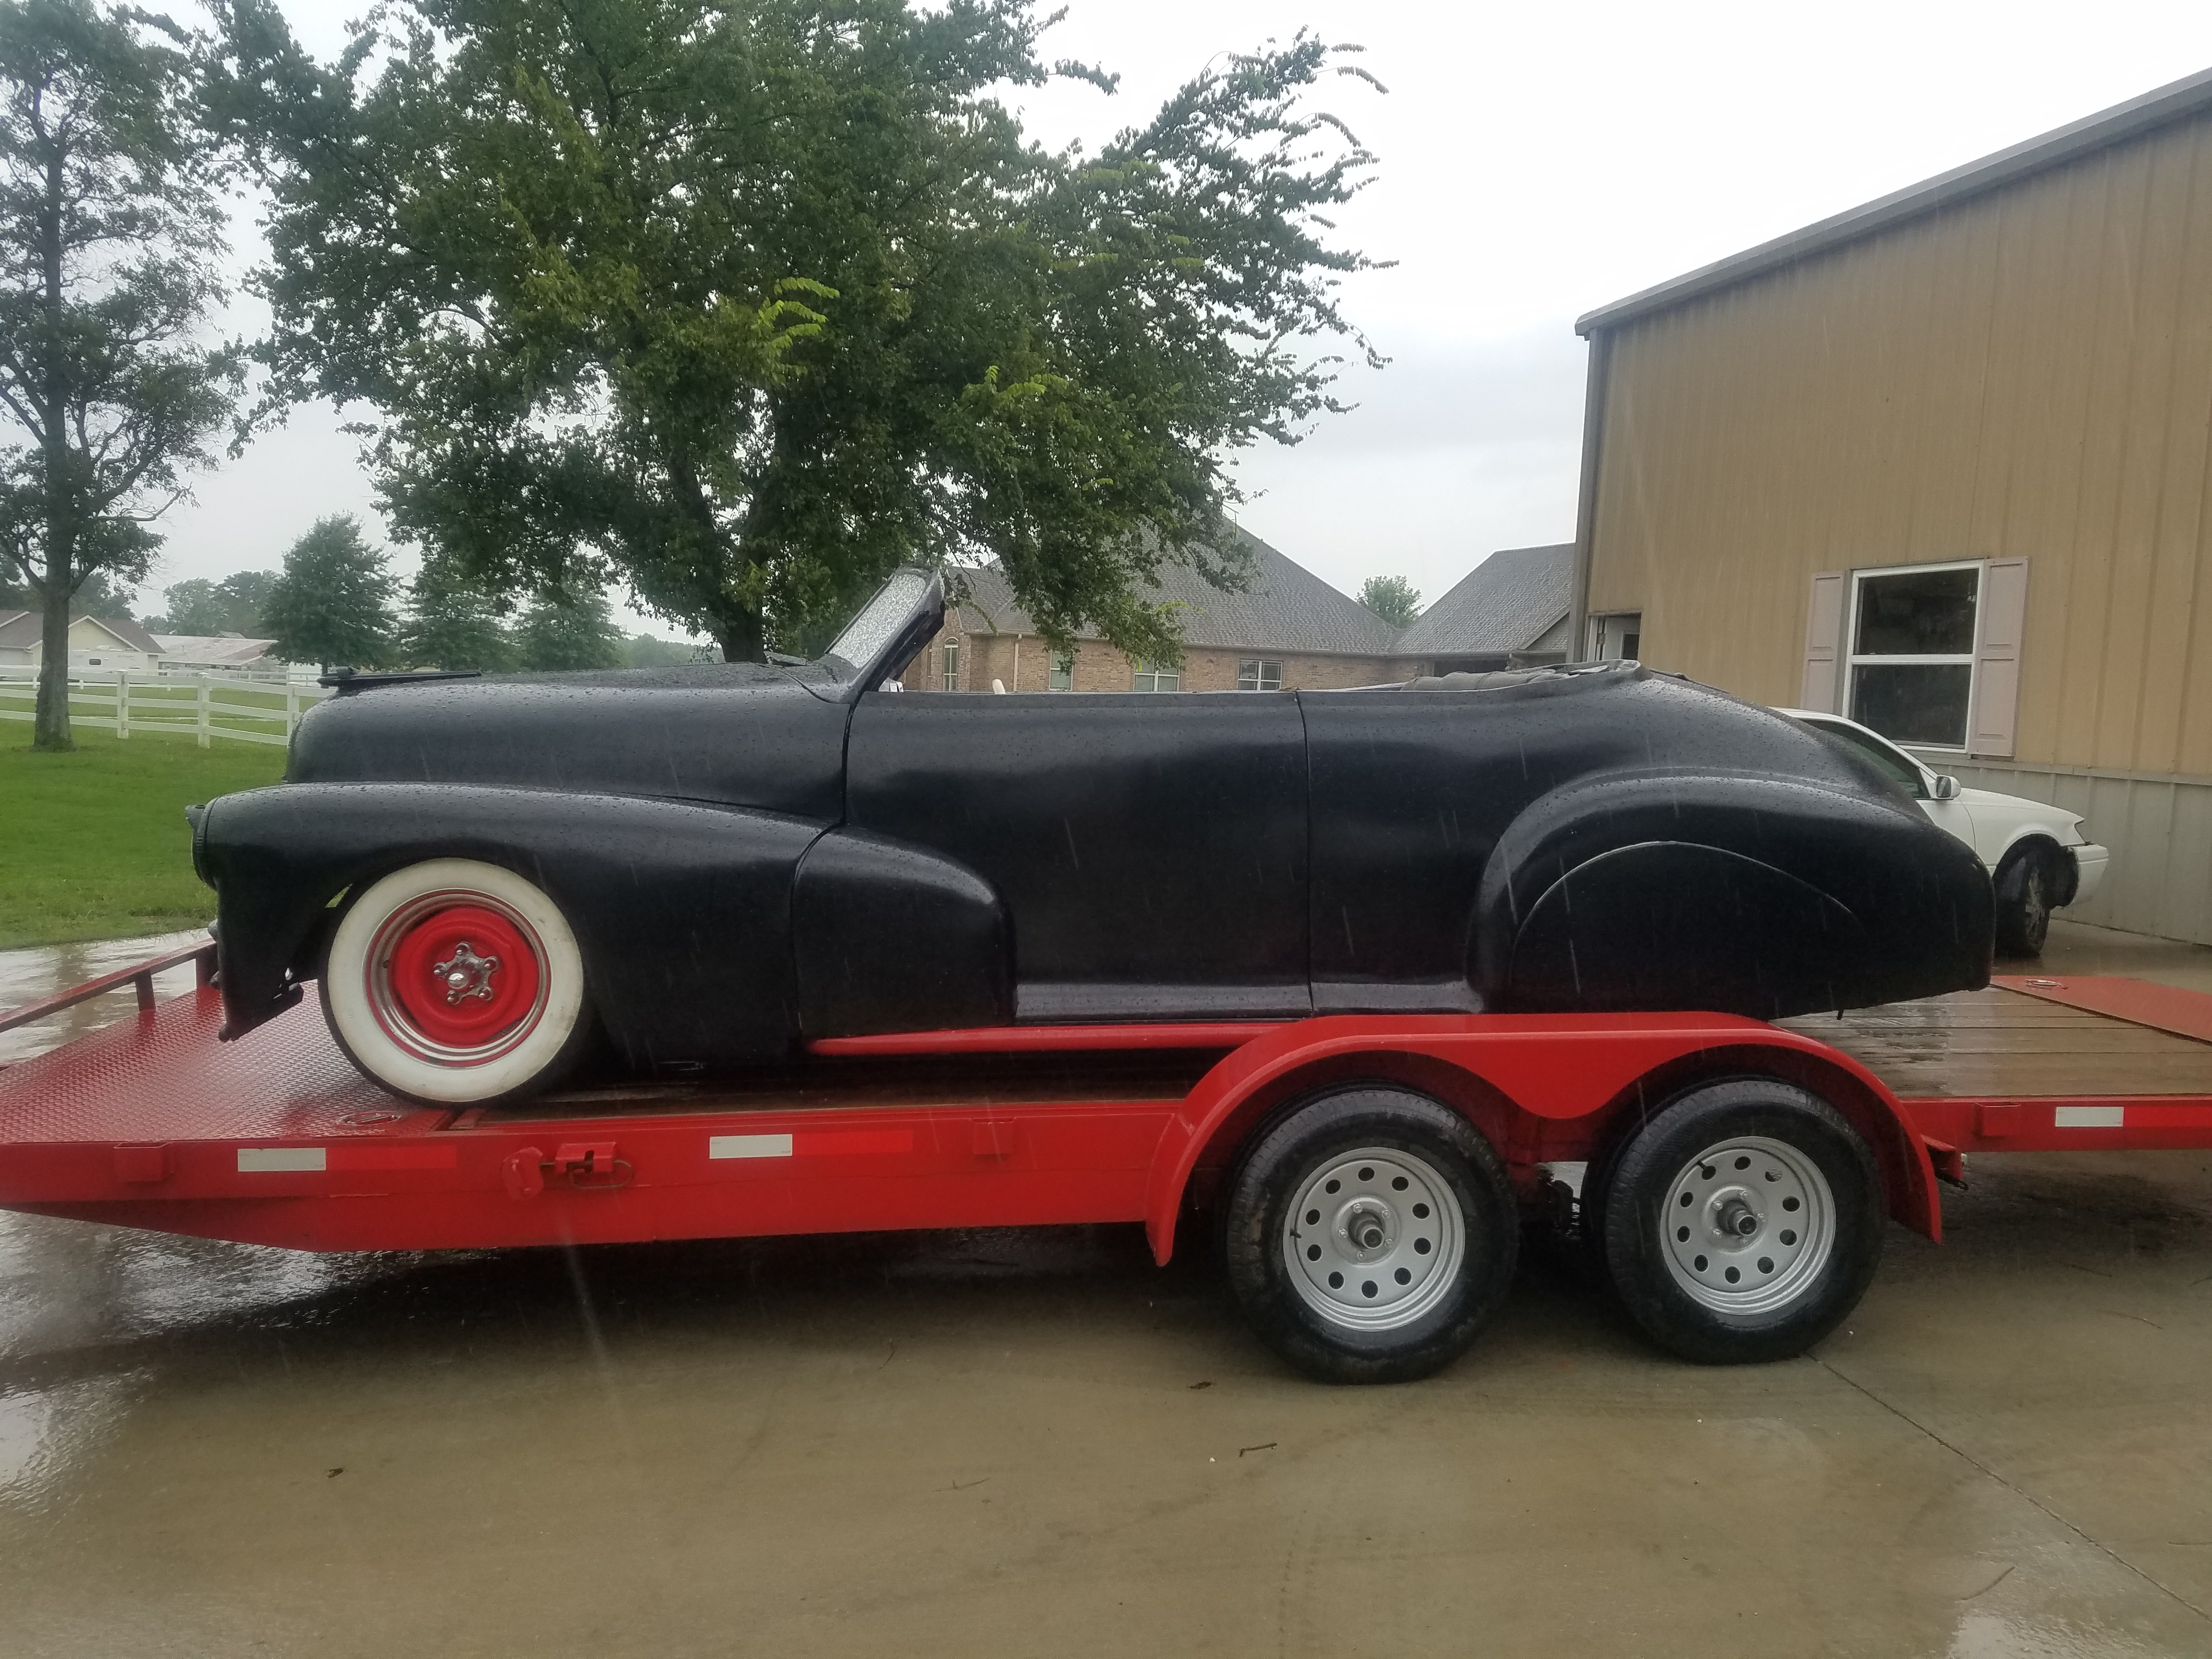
[190,571,1992,1105]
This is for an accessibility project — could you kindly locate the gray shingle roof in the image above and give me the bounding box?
[1392,544,1573,656]
[153,633,281,665]
[0,610,163,654]
[950,528,1402,658]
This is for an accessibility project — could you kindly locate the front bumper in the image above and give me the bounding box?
[2065,843,2109,906]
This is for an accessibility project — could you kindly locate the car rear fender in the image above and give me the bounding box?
[1474,770,1990,1018]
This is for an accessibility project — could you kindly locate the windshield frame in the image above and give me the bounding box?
[819,568,946,692]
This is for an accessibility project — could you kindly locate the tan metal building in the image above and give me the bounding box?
[1571,68,2212,945]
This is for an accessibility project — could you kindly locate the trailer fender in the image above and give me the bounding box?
[1142,1017,1942,1263]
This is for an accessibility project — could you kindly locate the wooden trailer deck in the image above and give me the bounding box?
[1780,978,2212,1100]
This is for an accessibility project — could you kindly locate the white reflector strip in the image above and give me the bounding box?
[709,1133,794,1160]
[238,1147,328,1172]
[2054,1105,2125,1128]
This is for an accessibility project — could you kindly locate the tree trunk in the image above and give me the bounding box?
[712,605,768,664]
[32,580,73,751]
[31,128,72,750]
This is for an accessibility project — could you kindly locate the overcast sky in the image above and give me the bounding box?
[144,0,2212,633]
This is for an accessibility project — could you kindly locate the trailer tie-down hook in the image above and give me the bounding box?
[503,1143,631,1199]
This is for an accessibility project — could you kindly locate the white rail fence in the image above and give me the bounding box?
[0,668,329,748]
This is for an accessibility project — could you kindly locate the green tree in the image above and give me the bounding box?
[211,1,1381,664]
[259,514,397,670]
[211,567,274,631]
[1357,574,1421,629]
[143,573,222,631]
[0,0,251,748]
[622,631,703,668]
[2,558,134,614]
[399,550,514,670]
[514,586,623,671]
[143,567,272,633]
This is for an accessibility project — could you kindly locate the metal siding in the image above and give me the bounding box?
[2141,121,2212,777]
[1937,763,2212,946]
[1586,111,2212,782]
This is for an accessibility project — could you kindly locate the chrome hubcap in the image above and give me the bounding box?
[1283,1147,1464,1330]
[1659,1135,1835,1316]
[435,941,500,1004]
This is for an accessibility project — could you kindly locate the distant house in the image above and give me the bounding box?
[152,633,284,673]
[895,534,1584,693]
[904,531,1405,693]
[0,610,163,674]
[1391,544,1575,675]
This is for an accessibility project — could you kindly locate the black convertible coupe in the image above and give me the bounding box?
[190,571,1992,1105]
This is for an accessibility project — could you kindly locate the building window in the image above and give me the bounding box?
[940,638,960,691]
[1237,658,1283,691]
[1588,613,1641,661]
[1131,658,1181,692]
[1847,562,1978,748]
[1049,651,1074,691]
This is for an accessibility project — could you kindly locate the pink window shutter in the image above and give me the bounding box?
[1970,558,2028,758]
[1800,572,1846,713]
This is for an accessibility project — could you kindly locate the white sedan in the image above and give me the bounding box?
[1778,709,2108,959]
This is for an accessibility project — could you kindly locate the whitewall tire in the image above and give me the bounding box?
[321,857,591,1106]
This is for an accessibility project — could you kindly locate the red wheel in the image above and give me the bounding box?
[322,859,591,1104]
[380,902,545,1056]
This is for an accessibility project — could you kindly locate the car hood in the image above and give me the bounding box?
[1957,785,2084,831]
[284,662,853,820]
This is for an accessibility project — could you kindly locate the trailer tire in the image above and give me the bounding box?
[1601,1078,1883,1364]
[321,858,595,1107]
[1575,1130,1630,1285]
[1223,1087,1517,1384]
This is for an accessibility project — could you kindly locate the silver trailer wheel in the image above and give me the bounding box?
[1281,1146,1466,1331]
[1658,1134,1836,1316]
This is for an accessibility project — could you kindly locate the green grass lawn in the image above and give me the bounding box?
[0,725,287,949]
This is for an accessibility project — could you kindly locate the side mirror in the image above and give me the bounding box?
[1933,774,1960,800]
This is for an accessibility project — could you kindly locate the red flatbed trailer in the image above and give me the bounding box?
[4,940,2210,1379]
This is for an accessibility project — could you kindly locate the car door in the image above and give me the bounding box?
[1302,685,1633,1012]
[844,689,1311,1021]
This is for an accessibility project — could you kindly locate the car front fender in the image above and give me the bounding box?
[196,783,827,1065]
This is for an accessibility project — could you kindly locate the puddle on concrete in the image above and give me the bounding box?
[1949,1609,2165,1657]
[0,929,210,1069]
[0,1373,141,1512]
[0,1210,411,1364]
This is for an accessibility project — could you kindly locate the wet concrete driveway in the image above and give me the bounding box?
[1,923,2208,1656]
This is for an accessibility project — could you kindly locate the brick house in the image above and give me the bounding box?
[906,532,1403,694]
[899,534,1576,693]
[1390,544,1573,675]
